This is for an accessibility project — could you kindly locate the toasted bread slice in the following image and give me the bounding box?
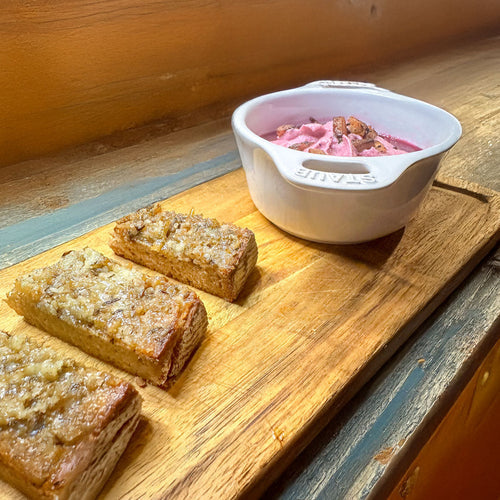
[110,204,258,301]
[6,248,207,386]
[0,331,142,500]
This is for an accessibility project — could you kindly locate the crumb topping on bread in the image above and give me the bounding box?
[115,204,247,270]
[0,331,136,486]
[9,248,196,357]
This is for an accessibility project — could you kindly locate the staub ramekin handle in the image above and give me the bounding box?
[302,80,392,94]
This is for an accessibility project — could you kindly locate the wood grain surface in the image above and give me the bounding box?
[0,169,498,499]
[2,0,500,166]
[266,246,500,499]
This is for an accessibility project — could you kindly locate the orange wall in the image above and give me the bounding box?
[1,0,500,166]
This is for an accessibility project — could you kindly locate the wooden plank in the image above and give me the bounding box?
[0,117,237,230]
[0,169,498,499]
[0,117,241,268]
[265,246,500,499]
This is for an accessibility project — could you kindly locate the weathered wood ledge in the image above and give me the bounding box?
[0,33,499,499]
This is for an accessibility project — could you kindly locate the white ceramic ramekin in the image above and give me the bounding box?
[231,81,462,243]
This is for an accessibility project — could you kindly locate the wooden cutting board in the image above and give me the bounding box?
[0,169,498,499]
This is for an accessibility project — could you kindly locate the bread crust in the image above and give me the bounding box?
[110,204,258,301]
[0,331,142,500]
[6,248,208,386]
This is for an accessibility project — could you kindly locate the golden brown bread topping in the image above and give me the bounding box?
[0,331,134,486]
[115,204,248,271]
[9,248,198,357]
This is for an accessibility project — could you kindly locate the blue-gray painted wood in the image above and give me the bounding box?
[0,151,239,268]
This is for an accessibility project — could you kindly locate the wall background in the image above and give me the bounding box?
[2,0,500,167]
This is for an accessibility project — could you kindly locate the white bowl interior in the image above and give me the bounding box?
[243,89,460,151]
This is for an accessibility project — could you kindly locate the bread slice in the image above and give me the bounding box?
[6,248,207,386]
[0,331,142,500]
[110,204,258,302]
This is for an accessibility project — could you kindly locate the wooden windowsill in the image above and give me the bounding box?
[0,33,499,500]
